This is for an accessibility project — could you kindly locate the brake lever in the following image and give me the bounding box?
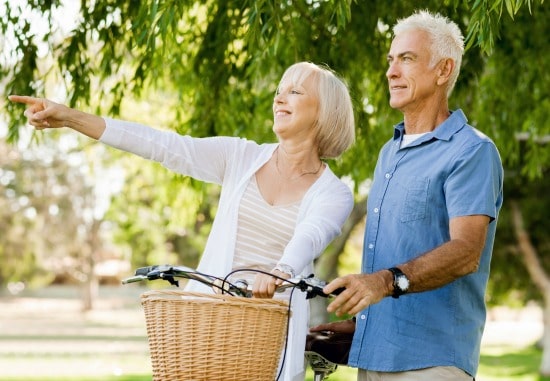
[294,277,345,299]
[135,264,173,276]
[160,273,179,287]
[141,267,180,287]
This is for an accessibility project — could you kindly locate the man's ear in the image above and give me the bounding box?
[436,58,454,86]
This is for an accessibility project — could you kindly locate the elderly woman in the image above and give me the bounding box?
[9,61,356,380]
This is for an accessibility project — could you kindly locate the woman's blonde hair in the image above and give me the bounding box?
[279,62,355,158]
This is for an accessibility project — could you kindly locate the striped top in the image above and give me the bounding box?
[232,176,300,284]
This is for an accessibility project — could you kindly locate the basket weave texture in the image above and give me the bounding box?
[141,290,289,381]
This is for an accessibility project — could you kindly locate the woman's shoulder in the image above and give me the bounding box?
[314,166,354,199]
[203,136,275,157]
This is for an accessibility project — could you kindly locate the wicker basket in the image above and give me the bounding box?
[140,290,290,381]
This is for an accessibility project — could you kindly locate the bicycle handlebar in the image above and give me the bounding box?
[122,264,344,299]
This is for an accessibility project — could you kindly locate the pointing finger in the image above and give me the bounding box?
[8,95,40,106]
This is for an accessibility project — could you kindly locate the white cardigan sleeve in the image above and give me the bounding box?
[100,117,237,184]
[278,170,354,275]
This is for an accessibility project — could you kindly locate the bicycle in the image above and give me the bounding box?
[122,264,351,381]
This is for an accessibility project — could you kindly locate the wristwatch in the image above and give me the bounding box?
[388,267,409,298]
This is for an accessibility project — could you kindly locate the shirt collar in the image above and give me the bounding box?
[393,109,468,143]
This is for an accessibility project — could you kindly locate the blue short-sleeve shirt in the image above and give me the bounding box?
[348,109,504,376]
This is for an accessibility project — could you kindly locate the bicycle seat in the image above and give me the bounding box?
[305,330,353,365]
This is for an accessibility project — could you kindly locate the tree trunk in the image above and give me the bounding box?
[82,276,99,312]
[542,303,550,376]
[81,219,102,312]
[509,199,550,375]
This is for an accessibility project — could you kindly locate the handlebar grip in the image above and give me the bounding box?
[331,287,345,296]
[318,286,345,298]
[121,275,147,284]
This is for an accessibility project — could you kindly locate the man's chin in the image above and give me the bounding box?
[388,99,403,110]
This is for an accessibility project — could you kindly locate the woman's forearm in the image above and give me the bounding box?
[64,108,106,140]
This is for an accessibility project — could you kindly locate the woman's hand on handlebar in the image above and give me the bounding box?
[252,269,290,298]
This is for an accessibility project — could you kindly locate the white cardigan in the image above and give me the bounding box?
[100,118,354,380]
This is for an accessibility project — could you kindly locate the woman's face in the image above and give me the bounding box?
[272,72,319,141]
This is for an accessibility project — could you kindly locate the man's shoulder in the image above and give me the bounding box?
[449,109,495,143]
[455,124,497,149]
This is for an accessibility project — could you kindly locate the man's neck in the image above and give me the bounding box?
[403,106,451,134]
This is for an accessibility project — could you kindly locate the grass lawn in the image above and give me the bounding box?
[302,345,550,381]
[0,345,547,381]
[478,345,550,381]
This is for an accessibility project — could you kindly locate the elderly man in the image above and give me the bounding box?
[313,10,503,381]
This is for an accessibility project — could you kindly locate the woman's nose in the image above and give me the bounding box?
[274,92,285,104]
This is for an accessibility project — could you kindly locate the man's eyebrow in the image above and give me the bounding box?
[387,51,418,60]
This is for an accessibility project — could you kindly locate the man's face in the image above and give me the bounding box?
[386,29,441,113]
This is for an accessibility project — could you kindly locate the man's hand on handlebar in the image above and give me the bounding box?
[322,272,391,317]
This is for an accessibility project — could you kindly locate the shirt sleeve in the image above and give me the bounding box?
[445,140,503,221]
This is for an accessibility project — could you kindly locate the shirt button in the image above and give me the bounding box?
[373,207,379,213]
[368,243,374,249]
[360,314,366,320]
[385,173,391,179]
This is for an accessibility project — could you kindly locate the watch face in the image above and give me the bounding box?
[397,275,409,291]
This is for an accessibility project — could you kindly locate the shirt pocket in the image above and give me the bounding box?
[400,177,429,222]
